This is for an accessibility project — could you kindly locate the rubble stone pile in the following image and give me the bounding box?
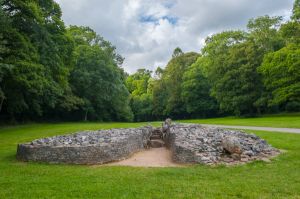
[165,123,280,164]
[16,120,280,165]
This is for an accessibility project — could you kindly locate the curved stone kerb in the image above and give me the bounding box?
[16,126,152,164]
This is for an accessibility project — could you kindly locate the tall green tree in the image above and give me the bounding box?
[258,44,300,111]
[1,0,51,119]
[202,16,284,116]
[151,67,167,119]
[0,0,9,112]
[152,50,199,118]
[292,0,300,21]
[172,47,183,58]
[0,0,79,120]
[68,26,133,121]
[281,0,300,45]
[247,15,283,53]
[181,56,218,117]
[126,69,153,121]
[201,31,253,115]
[258,2,300,112]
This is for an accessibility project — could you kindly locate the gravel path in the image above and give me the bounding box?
[200,124,300,134]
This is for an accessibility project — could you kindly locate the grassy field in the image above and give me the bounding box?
[179,113,300,128]
[0,122,300,198]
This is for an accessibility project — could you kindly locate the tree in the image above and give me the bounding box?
[1,0,299,122]
[280,3,300,45]
[126,69,152,95]
[258,44,300,112]
[172,47,183,58]
[151,67,168,119]
[257,2,300,112]
[152,51,199,119]
[0,1,132,122]
[247,15,283,53]
[292,0,300,21]
[129,94,153,122]
[1,0,50,119]
[201,15,285,116]
[181,56,218,117]
[201,31,250,115]
[0,0,80,120]
[68,26,133,121]
[126,69,153,121]
[280,22,300,45]
[0,0,9,113]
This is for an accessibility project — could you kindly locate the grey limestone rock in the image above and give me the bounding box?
[17,126,152,164]
[164,123,280,164]
[16,121,280,165]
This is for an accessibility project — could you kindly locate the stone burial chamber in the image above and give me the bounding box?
[17,127,153,164]
[16,119,280,165]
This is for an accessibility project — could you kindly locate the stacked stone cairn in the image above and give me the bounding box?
[16,119,280,165]
[164,122,280,164]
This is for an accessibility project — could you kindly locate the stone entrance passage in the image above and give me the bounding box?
[106,147,183,167]
[149,128,165,148]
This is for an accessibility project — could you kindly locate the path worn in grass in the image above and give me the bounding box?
[200,124,300,134]
[179,113,300,128]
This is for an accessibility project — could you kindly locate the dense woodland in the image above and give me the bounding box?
[0,0,299,122]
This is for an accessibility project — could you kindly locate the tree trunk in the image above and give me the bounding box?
[84,110,88,121]
[0,97,4,113]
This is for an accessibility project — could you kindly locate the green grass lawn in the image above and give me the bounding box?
[0,122,300,198]
[178,113,300,128]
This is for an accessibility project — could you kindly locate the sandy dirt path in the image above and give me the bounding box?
[106,147,184,167]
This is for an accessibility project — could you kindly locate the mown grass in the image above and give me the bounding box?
[179,113,300,128]
[0,122,300,198]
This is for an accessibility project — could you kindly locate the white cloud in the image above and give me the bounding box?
[55,0,294,73]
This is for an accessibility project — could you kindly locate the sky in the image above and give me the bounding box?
[55,0,294,73]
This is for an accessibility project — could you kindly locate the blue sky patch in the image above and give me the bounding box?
[139,15,178,25]
[162,16,178,25]
[139,15,159,24]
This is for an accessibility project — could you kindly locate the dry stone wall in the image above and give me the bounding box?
[17,127,152,164]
